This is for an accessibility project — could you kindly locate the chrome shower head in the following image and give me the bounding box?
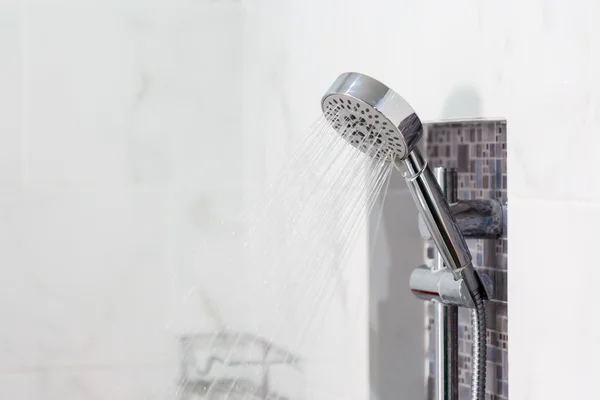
[321,72,423,161]
[320,71,475,276]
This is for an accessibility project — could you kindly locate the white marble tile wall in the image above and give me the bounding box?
[0,0,246,398]
[4,0,600,398]
[243,0,600,399]
[0,3,23,185]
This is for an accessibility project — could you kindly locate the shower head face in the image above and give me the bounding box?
[321,72,423,161]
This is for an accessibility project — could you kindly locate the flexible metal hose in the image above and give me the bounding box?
[469,289,487,400]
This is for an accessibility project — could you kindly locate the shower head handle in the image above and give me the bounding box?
[399,148,473,272]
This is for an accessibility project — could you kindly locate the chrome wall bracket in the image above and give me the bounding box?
[419,199,504,241]
[410,264,493,308]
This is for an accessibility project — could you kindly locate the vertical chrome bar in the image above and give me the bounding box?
[433,167,459,400]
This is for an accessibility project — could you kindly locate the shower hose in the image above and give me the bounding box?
[469,288,487,400]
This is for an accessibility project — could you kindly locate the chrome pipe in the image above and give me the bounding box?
[433,167,459,400]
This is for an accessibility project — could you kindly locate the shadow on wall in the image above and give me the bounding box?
[440,86,483,120]
[369,184,425,400]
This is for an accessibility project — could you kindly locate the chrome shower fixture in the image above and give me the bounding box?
[322,72,484,286]
[321,72,500,400]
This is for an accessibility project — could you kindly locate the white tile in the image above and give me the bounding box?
[32,367,176,400]
[28,0,241,8]
[0,0,21,7]
[0,192,34,368]
[510,199,600,400]
[0,187,173,369]
[25,5,243,188]
[268,365,305,400]
[24,7,136,186]
[503,0,600,202]
[124,6,243,190]
[0,373,37,400]
[168,189,250,335]
[0,6,23,184]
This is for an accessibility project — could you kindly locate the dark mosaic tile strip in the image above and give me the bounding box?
[423,120,507,400]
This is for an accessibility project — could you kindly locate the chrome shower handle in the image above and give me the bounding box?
[396,148,473,274]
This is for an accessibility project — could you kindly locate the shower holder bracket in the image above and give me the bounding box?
[410,264,493,308]
[419,199,504,240]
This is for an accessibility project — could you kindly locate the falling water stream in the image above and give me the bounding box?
[179,113,397,400]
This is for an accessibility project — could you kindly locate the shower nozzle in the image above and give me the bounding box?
[321,72,423,161]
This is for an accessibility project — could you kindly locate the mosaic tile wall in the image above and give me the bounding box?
[423,120,508,400]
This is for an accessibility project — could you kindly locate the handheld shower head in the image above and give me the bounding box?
[321,72,471,273]
[321,72,423,161]
[320,72,485,291]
